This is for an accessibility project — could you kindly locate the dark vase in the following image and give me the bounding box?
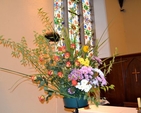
[63,97,88,109]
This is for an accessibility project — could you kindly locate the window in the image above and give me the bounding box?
[54,0,95,49]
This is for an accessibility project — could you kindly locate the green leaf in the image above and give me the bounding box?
[109,84,115,89]
[38,80,45,87]
[44,86,48,91]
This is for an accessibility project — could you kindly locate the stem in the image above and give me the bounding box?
[0,67,30,77]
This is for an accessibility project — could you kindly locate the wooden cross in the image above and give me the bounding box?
[132,68,140,82]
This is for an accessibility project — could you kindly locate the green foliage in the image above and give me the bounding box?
[0,9,117,106]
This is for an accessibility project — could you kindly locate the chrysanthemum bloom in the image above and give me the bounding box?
[83,58,90,66]
[79,66,93,80]
[68,69,83,81]
[83,45,89,52]
[68,88,75,94]
[92,68,107,86]
[78,57,90,66]
[78,57,85,64]
[75,79,92,92]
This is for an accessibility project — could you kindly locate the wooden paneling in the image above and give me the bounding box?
[101,53,141,107]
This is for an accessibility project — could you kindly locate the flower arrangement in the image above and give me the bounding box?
[0,9,116,106]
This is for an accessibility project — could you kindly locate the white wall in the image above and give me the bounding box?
[0,0,60,113]
[94,0,111,58]
[105,0,141,55]
[0,0,111,113]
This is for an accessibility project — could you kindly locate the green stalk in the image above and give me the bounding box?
[0,67,31,77]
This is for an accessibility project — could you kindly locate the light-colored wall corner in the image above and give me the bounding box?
[0,0,57,113]
[123,0,141,54]
[94,0,111,58]
[105,0,141,55]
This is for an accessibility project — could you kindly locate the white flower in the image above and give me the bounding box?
[75,79,92,92]
[84,84,92,92]
[81,79,88,85]
[92,79,99,86]
[92,68,107,86]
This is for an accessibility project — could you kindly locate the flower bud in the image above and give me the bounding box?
[54,55,60,62]
[31,75,37,81]
[48,70,53,76]
[58,72,63,78]
[38,95,45,102]
[64,52,70,59]
[66,61,71,68]
[75,60,80,67]
[70,44,76,49]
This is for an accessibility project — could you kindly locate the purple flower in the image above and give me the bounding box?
[92,68,107,86]
[79,66,93,81]
[68,88,75,94]
[68,69,83,80]
[91,56,102,65]
[91,78,99,86]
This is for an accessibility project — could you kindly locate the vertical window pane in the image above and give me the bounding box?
[54,0,64,46]
[54,0,63,35]
[82,0,93,45]
[68,0,80,50]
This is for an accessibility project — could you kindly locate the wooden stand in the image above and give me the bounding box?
[73,108,79,113]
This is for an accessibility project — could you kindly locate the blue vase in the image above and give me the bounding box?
[63,97,88,108]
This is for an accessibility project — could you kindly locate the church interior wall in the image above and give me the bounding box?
[0,0,59,113]
[105,0,141,56]
[1,0,140,113]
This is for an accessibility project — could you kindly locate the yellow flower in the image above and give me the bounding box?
[78,57,90,66]
[78,57,84,63]
[83,45,89,52]
[84,58,90,66]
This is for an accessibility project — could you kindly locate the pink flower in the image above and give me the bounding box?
[92,56,102,65]
[57,46,66,52]
[31,75,37,81]
[58,72,63,78]
[66,61,71,68]
[57,46,62,51]
[48,70,53,76]
[64,52,70,59]
[54,55,60,62]
[75,60,80,67]
[39,56,44,63]
[61,46,66,52]
[70,44,76,49]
